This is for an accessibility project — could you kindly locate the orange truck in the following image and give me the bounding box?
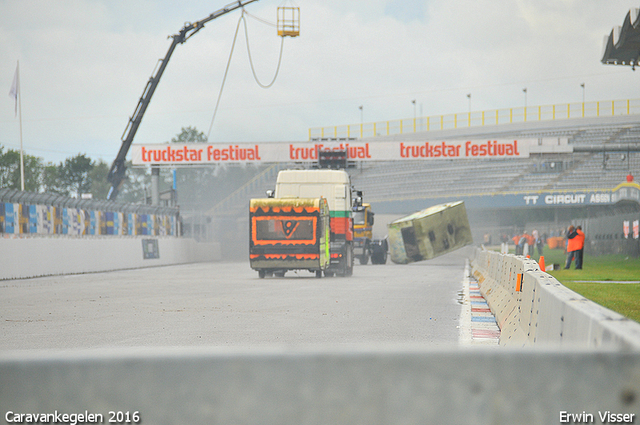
[249,197,330,278]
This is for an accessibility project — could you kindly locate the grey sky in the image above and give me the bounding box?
[1,0,638,164]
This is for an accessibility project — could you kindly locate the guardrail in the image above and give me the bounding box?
[469,247,640,348]
[310,98,640,140]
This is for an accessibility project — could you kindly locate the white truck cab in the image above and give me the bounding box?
[274,169,354,276]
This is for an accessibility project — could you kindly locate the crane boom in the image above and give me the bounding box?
[107,0,259,200]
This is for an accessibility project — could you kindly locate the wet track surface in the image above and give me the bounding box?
[0,248,474,350]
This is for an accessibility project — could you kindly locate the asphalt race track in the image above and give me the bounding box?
[0,247,474,350]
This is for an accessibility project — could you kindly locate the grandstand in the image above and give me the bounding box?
[349,114,640,206]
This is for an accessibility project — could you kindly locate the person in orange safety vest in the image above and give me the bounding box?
[523,231,535,255]
[564,225,584,269]
[574,225,585,269]
[513,233,522,255]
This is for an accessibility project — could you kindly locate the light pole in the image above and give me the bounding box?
[412,99,416,132]
[359,105,363,137]
[581,83,585,116]
[467,93,471,126]
[522,88,527,121]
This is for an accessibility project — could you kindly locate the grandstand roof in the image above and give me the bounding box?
[602,7,640,67]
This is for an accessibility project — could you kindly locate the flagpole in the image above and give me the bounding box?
[17,61,24,191]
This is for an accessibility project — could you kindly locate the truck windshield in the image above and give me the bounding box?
[353,211,365,225]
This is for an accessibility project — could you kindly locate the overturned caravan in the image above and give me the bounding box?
[249,197,330,278]
[388,201,473,264]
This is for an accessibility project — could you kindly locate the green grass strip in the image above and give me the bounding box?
[501,247,640,323]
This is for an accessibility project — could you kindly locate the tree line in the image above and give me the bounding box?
[0,146,111,198]
[0,126,206,202]
[0,146,155,203]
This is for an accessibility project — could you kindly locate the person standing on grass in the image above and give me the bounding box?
[524,231,535,257]
[513,233,522,255]
[575,225,585,270]
[518,232,528,256]
[533,230,544,257]
[565,225,579,269]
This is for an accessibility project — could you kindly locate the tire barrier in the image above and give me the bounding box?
[470,247,640,349]
[0,203,176,236]
[0,189,179,237]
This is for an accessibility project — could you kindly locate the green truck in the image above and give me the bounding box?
[387,201,473,264]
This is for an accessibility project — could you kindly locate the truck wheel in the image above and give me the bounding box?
[345,244,354,276]
[373,251,388,264]
[324,270,334,277]
[370,239,388,264]
[359,254,369,265]
[258,270,266,279]
[316,270,322,278]
[371,252,383,264]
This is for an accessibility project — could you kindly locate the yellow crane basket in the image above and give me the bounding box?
[277,6,300,37]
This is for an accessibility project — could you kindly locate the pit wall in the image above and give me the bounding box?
[470,247,640,349]
[0,236,221,280]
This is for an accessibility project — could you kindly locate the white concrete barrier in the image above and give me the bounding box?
[1,347,639,425]
[0,236,221,280]
[470,247,640,349]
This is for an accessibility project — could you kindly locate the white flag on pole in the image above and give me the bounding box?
[9,63,18,116]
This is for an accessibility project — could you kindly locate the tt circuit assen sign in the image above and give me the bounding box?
[130,139,531,165]
[522,192,613,206]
